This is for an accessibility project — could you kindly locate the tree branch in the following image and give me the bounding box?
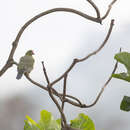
[78,19,114,62]
[64,94,82,106]
[42,62,67,127]
[42,61,50,84]
[87,0,101,19]
[62,74,68,110]
[84,61,118,108]
[60,60,119,109]
[0,0,117,77]
[102,0,117,20]
[0,7,101,77]
[0,2,119,127]
[23,18,116,110]
[50,19,114,86]
[25,74,84,107]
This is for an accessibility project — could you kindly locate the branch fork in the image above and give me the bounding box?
[0,0,118,129]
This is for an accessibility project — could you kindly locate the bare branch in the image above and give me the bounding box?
[64,94,82,106]
[61,60,119,108]
[0,8,101,77]
[87,0,101,19]
[42,61,50,84]
[47,84,67,127]
[42,62,67,127]
[25,74,47,90]
[61,75,68,128]
[0,1,119,126]
[9,19,116,111]
[0,58,14,76]
[51,19,114,86]
[78,19,114,62]
[62,74,68,110]
[0,0,117,77]
[102,0,117,20]
[24,74,83,107]
[25,74,62,102]
[84,61,118,108]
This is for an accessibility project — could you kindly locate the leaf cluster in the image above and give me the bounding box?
[24,110,95,130]
[112,52,130,111]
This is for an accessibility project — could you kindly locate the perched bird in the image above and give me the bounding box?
[16,50,35,80]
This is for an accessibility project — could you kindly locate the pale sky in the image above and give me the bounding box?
[0,0,130,130]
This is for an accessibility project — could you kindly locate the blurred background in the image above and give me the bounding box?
[0,0,130,130]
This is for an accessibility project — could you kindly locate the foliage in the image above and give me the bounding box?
[120,96,130,112]
[24,110,95,130]
[70,113,95,130]
[112,52,130,82]
[24,110,61,130]
[112,52,130,112]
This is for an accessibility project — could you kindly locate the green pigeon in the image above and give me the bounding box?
[16,50,35,80]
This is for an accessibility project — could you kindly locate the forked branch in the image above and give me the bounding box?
[87,0,101,18]
[50,19,115,86]
[42,62,67,127]
[102,0,117,20]
[0,1,119,129]
[0,0,117,77]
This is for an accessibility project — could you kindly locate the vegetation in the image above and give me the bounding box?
[1,0,130,130]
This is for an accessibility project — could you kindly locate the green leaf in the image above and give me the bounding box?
[24,120,39,130]
[24,110,61,130]
[24,120,32,130]
[112,73,130,82]
[120,96,130,112]
[114,52,130,75]
[39,110,52,128]
[56,119,61,125]
[39,110,61,130]
[24,116,40,130]
[26,115,38,126]
[70,113,95,130]
[24,110,95,130]
[113,52,130,82]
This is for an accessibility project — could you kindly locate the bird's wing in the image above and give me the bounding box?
[17,56,26,71]
[19,56,34,73]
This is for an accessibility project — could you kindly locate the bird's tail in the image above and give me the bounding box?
[16,72,24,80]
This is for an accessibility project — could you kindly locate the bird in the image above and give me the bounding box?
[16,50,35,80]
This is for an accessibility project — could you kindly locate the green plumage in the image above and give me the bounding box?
[16,50,35,80]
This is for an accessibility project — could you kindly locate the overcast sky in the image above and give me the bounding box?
[0,0,130,130]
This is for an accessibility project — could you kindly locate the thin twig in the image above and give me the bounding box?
[48,84,67,127]
[0,7,101,77]
[60,60,118,109]
[61,60,119,108]
[0,58,14,76]
[62,74,68,110]
[24,43,118,109]
[47,84,67,127]
[50,19,115,86]
[61,75,68,128]
[25,74,48,90]
[64,94,82,106]
[0,2,119,125]
[84,61,118,108]
[19,61,81,107]
[66,55,119,108]
[25,74,83,107]
[78,19,114,62]
[25,74,61,99]
[87,0,101,19]
[0,2,117,77]
[42,62,67,127]
[42,61,50,84]
[102,0,117,20]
